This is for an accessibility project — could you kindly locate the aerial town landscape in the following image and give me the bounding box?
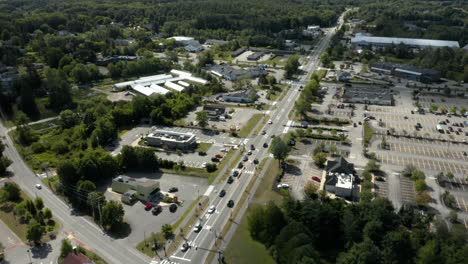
[0,0,467,264]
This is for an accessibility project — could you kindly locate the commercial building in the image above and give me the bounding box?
[168,36,204,52]
[325,157,355,198]
[232,48,294,59]
[146,129,197,150]
[340,86,393,106]
[204,39,229,46]
[247,52,265,61]
[203,105,227,120]
[370,62,440,83]
[351,33,460,49]
[222,88,258,103]
[336,71,352,82]
[209,64,267,81]
[113,70,207,96]
[112,175,160,202]
[303,25,321,38]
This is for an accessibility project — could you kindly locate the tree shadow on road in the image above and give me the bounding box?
[108,222,132,239]
[31,243,53,260]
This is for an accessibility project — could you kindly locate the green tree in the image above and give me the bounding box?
[429,104,438,112]
[70,63,90,83]
[26,222,45,244]
[161,224,173,239]
[313,152,327,167]
[270,137,289,164]
[415,191,431,207]
[320,52,332,68]
[59,109,79,129]
[337,238,381,264]
[102,200,124,230]
[414,179,427,192]
[45,69,73,111]
[365,159,381,173]
[34,197,44,211]
[43,208,52,219]
[0,182,20,201]
[196,111,209,128]
[328,144,337,156]
[446,172,454,179]
[284,55,300,79]
[0,156,11,176]
[15,111,36,145]
[60,239,73,258]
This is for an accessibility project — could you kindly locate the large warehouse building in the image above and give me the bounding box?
[370,62,440,83]
[340,86,393,106]
[113,70,207,96]
[351,33,459,49]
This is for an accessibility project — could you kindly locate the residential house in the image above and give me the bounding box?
[61,252,94,264]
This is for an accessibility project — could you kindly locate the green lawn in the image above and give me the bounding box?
[195,142,212,152]
[238,114,267,138]
[224,205,276,264]
[223,158,283,264]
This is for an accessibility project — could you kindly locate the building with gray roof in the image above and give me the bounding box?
[370,62,440,83]
[351,33,459,49]
[340,86,393,106]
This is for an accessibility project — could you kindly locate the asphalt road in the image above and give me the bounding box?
[167,11,348,264]
[0,115,152,264]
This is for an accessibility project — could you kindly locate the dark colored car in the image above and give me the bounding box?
[168,187,178,193]
[238,162,244,169]
[152,206,162,215]
[198,151,207,156]
[261,130,266,135]
[250,144,255,150]
[263,143,268,148]
[211,157,220,162]
[243,156,248,162]
[232,170,239,177]
[253,158,259,164]
[169,204,177,213]
[227,200,234,208]
[227,176,234,184]
[312,176,321,182]
[219,190,226,197]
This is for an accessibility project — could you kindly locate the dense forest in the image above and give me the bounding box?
[249,197,467,264]
[348,0,468,46]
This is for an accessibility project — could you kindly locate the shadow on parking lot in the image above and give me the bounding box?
[107,222,132,239]
[285,164,302,176]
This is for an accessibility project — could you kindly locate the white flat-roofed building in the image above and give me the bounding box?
[165,81,185,92]
[113,71,207,96]
[146,129,197,150]
[178,81,190,87]
[168,36,195,45]
[335,173,354,197]
[351,33,460,49]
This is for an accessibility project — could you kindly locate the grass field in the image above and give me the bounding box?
[238,113,269,138]
[195,142,212,152]
[222,158,282,264]
[223,205,276,264]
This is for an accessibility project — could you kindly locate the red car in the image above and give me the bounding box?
[312,176,321,183]
[144,204,153,211]
[215,154,224,159]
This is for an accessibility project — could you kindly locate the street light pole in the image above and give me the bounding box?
[27,248,32,264]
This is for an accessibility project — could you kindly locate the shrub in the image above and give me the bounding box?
[31,142,46,153]
[313,152,327,167]
[415,179,427,192]
[51,141,68,154]
[415,191,431,207]
[206,163,217,172]
[162,196,173,203]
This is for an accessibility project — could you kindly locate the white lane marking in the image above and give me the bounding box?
[204,185,214,196]
[283,126,289,134]
[170,256,191,262]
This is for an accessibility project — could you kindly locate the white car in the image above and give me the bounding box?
[208,205,216,214]
[193,222,202,232]
[277,183,289,189]
[268,120,273,124]
[201,162,207,168]
[35,184,42,189]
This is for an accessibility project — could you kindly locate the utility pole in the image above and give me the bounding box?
[97,199,103,227]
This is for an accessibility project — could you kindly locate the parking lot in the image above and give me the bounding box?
[384,141,467,161]
[375,151,468,175]
[374,179,388,198]
[185,106,263,132]
[105,171,209,246]
[399,176,416,204]
[418,95,468,110]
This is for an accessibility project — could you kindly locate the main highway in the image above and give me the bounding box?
[168,12,347,264]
